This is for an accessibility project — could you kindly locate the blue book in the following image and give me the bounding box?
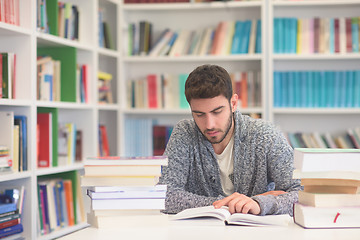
[346,71,354,107]
[273,18,280,53]
[284,18,291,53]
[14,115,27,171]
[56,180,68,227]
[273,72,281,107]
[282,72,289,107]
[0,223,23,238]
[278,18,285,53]
[231,21,243,54]
[339,71,347,107]
[354,70,360,107]
[312,71,320,108]
[326,71,335,108]
[329,18,335,53]
[53,184,61,228]
[0,203,17,215]
[240,20,251,54]
[290,18,298,54]
[288,72,295,107]
[306,71,313,108]
[255,19,261,53]
[39,183,50,233]
[294,71,302,107]
[300,71,307,107]
[333,71,341,108]
[352,18,359,52]
[319,71,327,108]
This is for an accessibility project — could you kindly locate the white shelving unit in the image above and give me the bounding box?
[268,0,360,135]
[0,0,121,239]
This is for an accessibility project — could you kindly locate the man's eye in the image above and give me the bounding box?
[196,113,204,117]
[213,110,221,114]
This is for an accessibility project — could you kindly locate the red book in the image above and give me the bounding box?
[345,18,353,53]
[99,125,110,157]
[64,180,75,226]
[37,113,52,168]
[147,74,158,108]
[153,125,166,156]
[240,72,248,108]
[0,218,20,230]
[81,65,88,103]
[334,18,340,53]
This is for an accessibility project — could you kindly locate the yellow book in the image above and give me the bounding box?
[297,19,302,54]
[98,72,113,81]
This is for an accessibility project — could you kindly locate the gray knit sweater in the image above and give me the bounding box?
[158,111,302,216]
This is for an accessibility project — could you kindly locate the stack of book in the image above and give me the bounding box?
[292,148,360,228]
[81,156,169,228]
[0,187,25,239]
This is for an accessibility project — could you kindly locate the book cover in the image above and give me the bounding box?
[293,202,360,229]
[37,112,52,168]
[0,223,23,238]
[0,111,14,169]
[294,148,360,173]
[38,108,58,167]
[81,175,160,187]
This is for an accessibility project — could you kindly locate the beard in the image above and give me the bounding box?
[198,111,233,144]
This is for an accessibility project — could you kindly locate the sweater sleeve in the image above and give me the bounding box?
[158,121,223,214]
[251,124,303,216]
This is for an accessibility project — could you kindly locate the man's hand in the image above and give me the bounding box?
[257,190,286,196]
[212,192,260,215]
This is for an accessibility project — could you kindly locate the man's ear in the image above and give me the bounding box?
[230,94,238,112]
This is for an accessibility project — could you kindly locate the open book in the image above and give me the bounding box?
[171,206,291,227]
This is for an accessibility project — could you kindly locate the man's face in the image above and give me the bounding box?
[190,95,237,144]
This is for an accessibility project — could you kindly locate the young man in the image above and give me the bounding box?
[158,64,302,216]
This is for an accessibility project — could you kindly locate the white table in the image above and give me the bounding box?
[58,215,360,240]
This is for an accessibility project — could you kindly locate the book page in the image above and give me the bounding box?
[171,206,231,222]
[227,213,291,227]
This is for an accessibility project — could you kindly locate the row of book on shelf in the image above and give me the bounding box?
[274,17,360,54]
[0,52,16,99]
[286,126,360,150]
[37,171,85,235]
[125,118,173,157]
[0,186,25,239]
[37,0,79,41]
[126,19,261,57]
[127,70,261,110]
[37,55,89,103]
[37,108,82,168]
[81,155,168,228]
[0,111,27,173]
[273,70,360,108]
[0,0,19,26]
[37,46,87,103]
[292,148,360,228]
[98,8,114,50]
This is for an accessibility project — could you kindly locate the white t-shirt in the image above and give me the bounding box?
[215,135,234,196]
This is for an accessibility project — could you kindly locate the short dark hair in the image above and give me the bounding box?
[185,64,233,103]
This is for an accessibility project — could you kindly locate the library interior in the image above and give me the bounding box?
[0,0,360,239]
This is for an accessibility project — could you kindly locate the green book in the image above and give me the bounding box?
[37,47,77,102]
[38,107,58,167]
[2,53,8,99]
[178,73,189,109]
[46,0,59,36]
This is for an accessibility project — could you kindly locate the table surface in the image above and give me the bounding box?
[58,214,360,240]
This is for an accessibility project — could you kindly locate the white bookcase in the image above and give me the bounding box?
[0,0,121,239]
[268,0,360,136]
